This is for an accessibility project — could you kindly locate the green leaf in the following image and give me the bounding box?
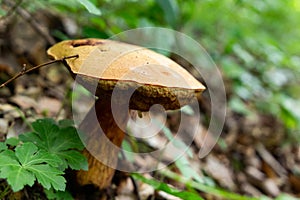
[75,0,101,15]
[232,44,254,64]
[0,142,66,192]
[0,165,36,191]
[221,58,246,79]
[175,157,204,184]
[155,0,179,28]
[56,150,88,170]
[19,119,87,170]
[0,142,7,151]
[5,137,20,147]
[275,194,299,200]
[19,131,43,146]
[54,127,85,151]
[121,140,135,162]
[0,149,16,158]
[158,121,193,158]
[160,169,260,200]
[17,143,66,191]
[0,4,6,17]
[28,118,59,149]
[58,119,75,128]
[0,149,35,191]
[15,142,39,164]
[229,97,253,116]
[24,150,61,167]
[45,188,73,200]
[28,165,66,191]
[132,173,203,200]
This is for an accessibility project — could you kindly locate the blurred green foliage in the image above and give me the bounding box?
[180,0,300,134]
[11,0,299,139]
[42,0,300,135]
[6,0,300,142]
[192,0,300,132]
[31,0,300,140]
[2,0,299,198]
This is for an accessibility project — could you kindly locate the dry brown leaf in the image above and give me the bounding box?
[37,97,62,116]
[289,174,300,193]
[0,103,22,119]
[255,143,287,177]
[204,155,236,191]
[246,166,265,182]
[262,178,280,197]
[137,175,155,200]
[240,182,262,197]
[10,95,39,110]
[0,118,8,135]
[115,178,136,200]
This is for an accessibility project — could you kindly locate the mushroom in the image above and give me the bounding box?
[47,38,205,189]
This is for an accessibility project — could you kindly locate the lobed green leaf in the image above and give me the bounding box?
[28,165,66,191]
[0,142,66,191]
[0,142,7,151]
[0,165,35,191]
[19,118,87,170]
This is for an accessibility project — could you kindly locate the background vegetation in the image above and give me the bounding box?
[0,0,300,199]
[41,0,300,133]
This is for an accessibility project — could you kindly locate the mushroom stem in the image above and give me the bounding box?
[76,96,129,189]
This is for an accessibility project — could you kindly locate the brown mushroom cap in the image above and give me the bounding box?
[47,38,205,111]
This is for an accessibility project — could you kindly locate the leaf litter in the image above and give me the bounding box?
[0,8,299,200]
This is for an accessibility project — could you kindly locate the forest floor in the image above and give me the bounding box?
[0,10,300,200]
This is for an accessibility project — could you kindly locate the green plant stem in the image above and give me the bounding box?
[0,184,11,199]
[158,168,267,200]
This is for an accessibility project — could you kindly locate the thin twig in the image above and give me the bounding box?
[0,55,78,88]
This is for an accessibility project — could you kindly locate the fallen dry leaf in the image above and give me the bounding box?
[204,155,236,191]
[10,95,39,111]
[37,96,62,116]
